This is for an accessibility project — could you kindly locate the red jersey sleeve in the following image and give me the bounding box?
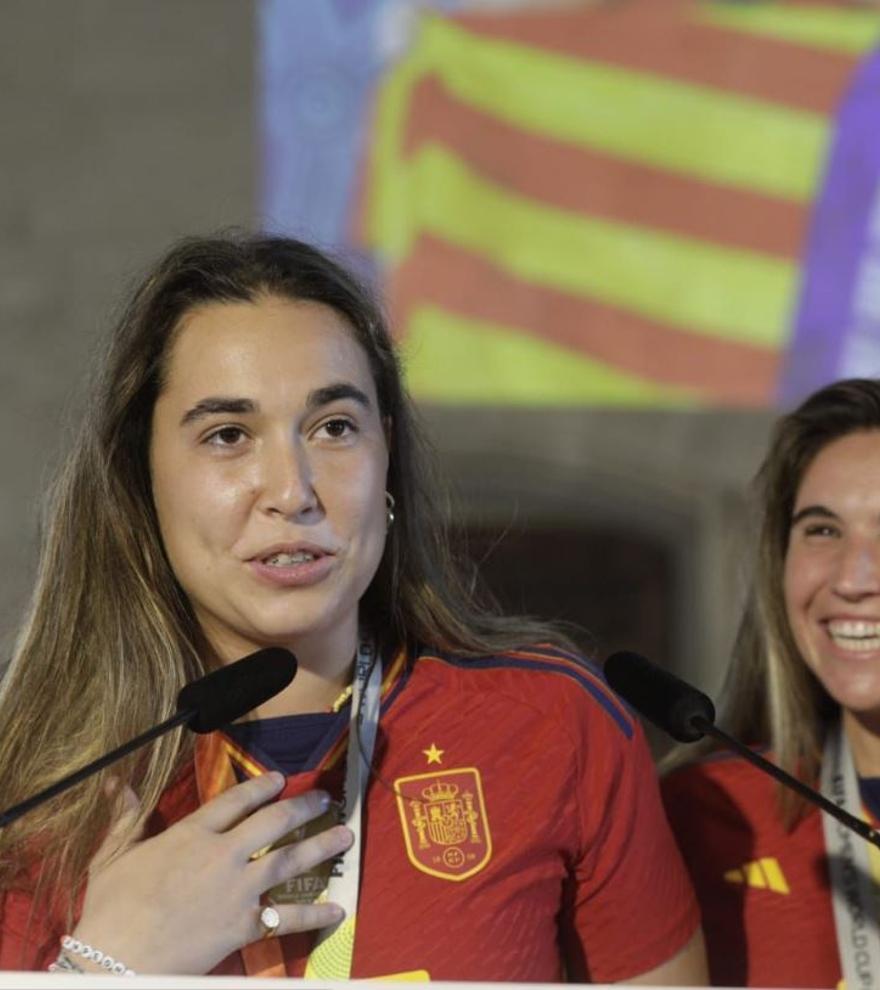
[564,709,700,982]
[0,776,196,975]
[0,888,61,973]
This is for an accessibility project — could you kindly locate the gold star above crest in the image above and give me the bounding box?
[423,743,444,765]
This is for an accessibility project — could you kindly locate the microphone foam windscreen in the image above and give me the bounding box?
[604,651,715,743]
[177,647,297,733]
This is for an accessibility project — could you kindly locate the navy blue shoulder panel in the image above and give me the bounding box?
[419,646,634,740]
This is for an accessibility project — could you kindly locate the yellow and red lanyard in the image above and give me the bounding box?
[194,644,393,978]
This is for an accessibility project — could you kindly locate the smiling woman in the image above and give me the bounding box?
[0,234,704,982]
[785,430,880,725]
[662,378,880,989]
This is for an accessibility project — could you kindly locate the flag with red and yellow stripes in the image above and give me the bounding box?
[356,0,880,407]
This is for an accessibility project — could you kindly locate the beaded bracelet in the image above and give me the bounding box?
[50,935,136,977]
[47,952,83,974]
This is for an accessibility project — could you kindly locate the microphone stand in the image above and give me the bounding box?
[0,708,194,829]
[694,716,880,849]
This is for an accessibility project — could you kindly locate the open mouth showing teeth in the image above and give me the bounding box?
[263,551,318,566]
[828,621,880,652]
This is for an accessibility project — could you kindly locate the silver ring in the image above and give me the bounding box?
[259,905,281,939]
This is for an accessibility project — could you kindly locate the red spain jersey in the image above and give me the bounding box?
[662,753,844,988]
[2,646,698,981]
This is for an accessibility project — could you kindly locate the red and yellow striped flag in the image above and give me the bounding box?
[356,0,879,407]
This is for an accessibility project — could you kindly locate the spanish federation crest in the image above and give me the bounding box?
[394,767,492,881]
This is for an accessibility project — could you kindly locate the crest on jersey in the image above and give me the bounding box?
[394,767,492,881]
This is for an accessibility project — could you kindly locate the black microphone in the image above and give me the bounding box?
[0,647,297,829]
[604,650,715,742]
[605,650,880,850]
[177,647,297,733]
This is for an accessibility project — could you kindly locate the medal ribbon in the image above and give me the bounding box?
[303,640,381,979]
[194,642,384,979]
[821,721,880,990]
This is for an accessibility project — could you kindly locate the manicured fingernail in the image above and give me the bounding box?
[267,772,285,789]
[328,904,345,921]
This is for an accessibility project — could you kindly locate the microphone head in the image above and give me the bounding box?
[604,650,715,743]
[177,647,297,733]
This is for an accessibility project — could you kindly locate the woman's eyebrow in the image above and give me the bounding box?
[178,384,371,427]
[179,397,257,426]
[790,504,838,526]
[306,382,372,410]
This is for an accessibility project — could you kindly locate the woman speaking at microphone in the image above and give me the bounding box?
[663,378,880,988]
[0,233,704,981]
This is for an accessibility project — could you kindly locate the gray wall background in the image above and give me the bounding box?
[0,0,775,693]
[0,0,254,649]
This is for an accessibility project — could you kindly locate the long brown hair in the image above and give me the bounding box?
[686,379,880,816]
[0,233,571,904]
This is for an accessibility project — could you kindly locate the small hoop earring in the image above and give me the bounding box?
[385,491,396,528]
